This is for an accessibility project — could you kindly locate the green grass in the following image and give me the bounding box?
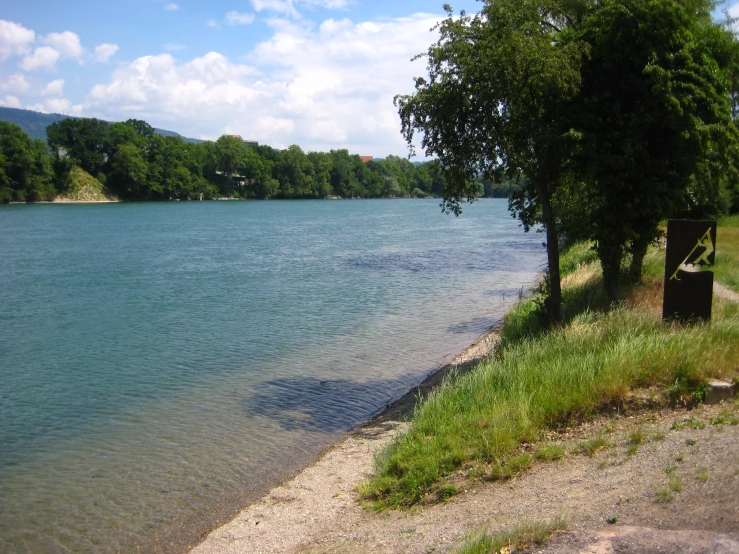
[456,517,567,554]
[360,217,739,510]
[669,475,683,492]
[534,444,566,462]
[579,435,610,457]
[655,487,674,503]
[671,416,707,430]
[715,215,739,292]
[695,467,710,482]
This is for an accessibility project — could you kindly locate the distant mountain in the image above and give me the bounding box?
[0,107,204,144]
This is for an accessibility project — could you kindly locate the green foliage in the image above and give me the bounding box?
[395,0,739,314]
[561,0,739,299]
[0,121,55,202]
[668,377,712,406]
[2,113,450,203]
[534,444,566,462]
[395,0,588,322]
[715,215,739,292]
[578,434,609,457]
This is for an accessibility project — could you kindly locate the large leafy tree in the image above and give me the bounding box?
[395,0,586,322]
[46,118,110,177]
[563,0,739,300]
[0,122,54,202]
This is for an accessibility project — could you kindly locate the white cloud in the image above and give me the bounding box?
[303,0,350,8]
[0,20,35,61]
[164,3,179,10]
[94,43,119,63]
[41,78,65,96]
[43,31,84,60]
[226,11,256,25]
[729,3,739,29]
[0,95,22,108]
[83,13,441,155]
[21,46,60,70]
[250,0,349,18]
[164,43,185,51]
[0,73,30,95]
[26,97,83,115]
[207,19,221,29]
[251,0,300,17]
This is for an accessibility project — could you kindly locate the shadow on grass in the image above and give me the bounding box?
[498,240,665,351]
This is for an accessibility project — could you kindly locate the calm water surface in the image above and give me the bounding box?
[0,199,544,552]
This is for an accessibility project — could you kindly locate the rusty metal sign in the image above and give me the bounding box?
[662,219,717,322]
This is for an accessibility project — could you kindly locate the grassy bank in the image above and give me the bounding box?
[360,217,739,510]
[716,215,739,292]
[56,167,118,202]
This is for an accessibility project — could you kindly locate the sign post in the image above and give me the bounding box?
[662,219,717,322]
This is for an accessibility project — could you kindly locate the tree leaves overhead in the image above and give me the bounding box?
[562,0,739,298]
[396,0,589,321]
[396,0,739,312]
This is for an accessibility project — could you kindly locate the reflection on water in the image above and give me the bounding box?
[0,199,544,553]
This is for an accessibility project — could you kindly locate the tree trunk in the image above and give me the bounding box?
[628,238,649,284]
[537,180,562,324]
[598,241,622,303]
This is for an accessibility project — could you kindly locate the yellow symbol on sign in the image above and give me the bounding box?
[670,228,714,281]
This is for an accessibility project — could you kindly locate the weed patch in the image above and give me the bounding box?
[456,517,567,554]
[534,444,566,462]
[695,467,710,482]
[669,475,683,493]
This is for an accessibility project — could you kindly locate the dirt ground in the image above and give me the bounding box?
[191,325,739,554]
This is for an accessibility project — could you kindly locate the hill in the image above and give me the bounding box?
[55,167,118,202]
[0,107,204,144]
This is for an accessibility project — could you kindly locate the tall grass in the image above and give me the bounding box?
[360,217,739,510]
[456,517,567,554]
[715,215,739,292]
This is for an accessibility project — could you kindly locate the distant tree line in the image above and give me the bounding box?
[0,117,486,203]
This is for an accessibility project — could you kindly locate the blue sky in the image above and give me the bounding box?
[0,0,484,156]
[1,0,737,157]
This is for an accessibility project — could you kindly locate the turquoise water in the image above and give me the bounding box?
[0,199,544,552]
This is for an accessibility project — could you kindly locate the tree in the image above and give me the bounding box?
[330,149,362,198]
[46,117,110,177]
[563,0,739,299]
[0,122,54,202]
[395,0,585,322]
[275,145,314,198]
[308,151,334,197]
[110,143,148,198]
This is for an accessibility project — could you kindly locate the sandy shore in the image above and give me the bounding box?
[52,199,119,203]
